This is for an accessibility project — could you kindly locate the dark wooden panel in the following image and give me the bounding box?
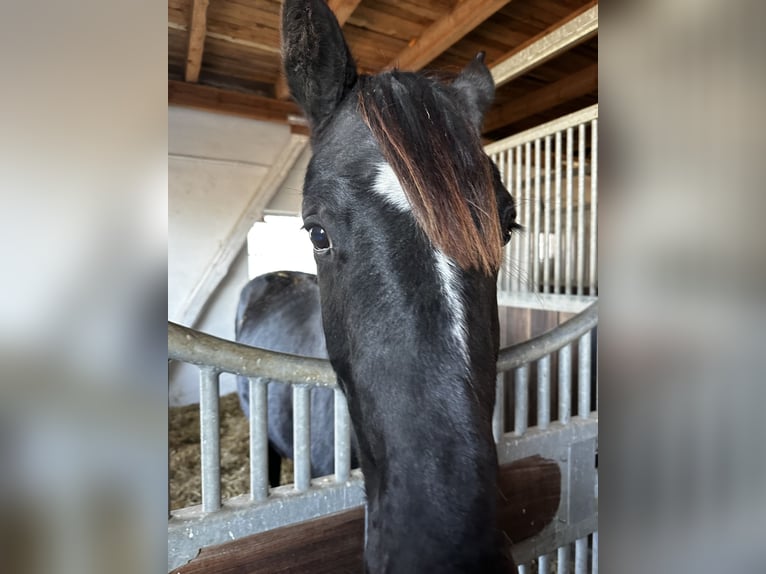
[171,455,561,573]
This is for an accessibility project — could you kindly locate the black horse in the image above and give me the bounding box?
[282,1,519,571]
[235,271,358,486]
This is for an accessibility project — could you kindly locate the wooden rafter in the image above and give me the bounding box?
[490,1,598,88]
[276,0,363,100]
[185,0,211,83]
[169,81,303,126]
[387,0,512,71]
[483,64,597,133]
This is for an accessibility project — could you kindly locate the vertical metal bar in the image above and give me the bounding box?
[495,152,505,294]
[538,554,550,574]
[559,344,572,424]
[554,131,562,293]
[199,367,221,512]
[592,532,598,574]
[578,331,592,419]
[589,119,599,294]
[544,135,552,294]
[514,365,529,435]
[533,138,542,293]
[518,565,529,574]
[504,148,513,293]
[293,385,311,492]
[577,124,586,295]
[523,141,532,292]
[249,378,269,501]
[558,544,570,574]
[334,388,351,482]
[493,372,506,442]
[565,127,574,295]
[574,537,587,574]
[537,355,551,430]
[514,145,523,291]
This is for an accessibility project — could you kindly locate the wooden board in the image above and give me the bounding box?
[171,455,561,573]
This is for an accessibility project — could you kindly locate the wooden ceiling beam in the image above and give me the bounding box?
[276,0,363,100]
[483,64,597,133]
[185,0,211,83]
[387,0,513,71]
[490,1,598,88]
[168,80,305,126]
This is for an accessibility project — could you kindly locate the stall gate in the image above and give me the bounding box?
[168,106,599,573]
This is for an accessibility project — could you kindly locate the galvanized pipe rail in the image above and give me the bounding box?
[168,301,597,386]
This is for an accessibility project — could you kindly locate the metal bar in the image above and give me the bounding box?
[559,344,572,424]
[538,554,550,574]
[514,145,523,291]
[334,388,351,482]
[495,152,505,294]
[565,127,574,295]
[249,378,269,501]
[589,119,598,294]
[577,124,586,295]
[171,302,598,388]
[514,365,529,435]
[518,565,529,574]
[493,372,506,442]
[199,367,221,512]
[592,532,598,574]
[537,355,551,429]
[484,105,599,155]
[168,322,338,387]
[554,130,562,293]
[533,138,541,292]
[574,537,588,574]
[523,141,532,291]
[504,148,513,293]
[293,385,311,492]
[544,135,552,294]
[578,332,591,419]
[558,544,570,574]
[497,302,598,372]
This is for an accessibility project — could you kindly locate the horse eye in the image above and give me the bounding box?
[308,225,331,251]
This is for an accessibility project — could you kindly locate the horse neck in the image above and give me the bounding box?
[349,326,505,572]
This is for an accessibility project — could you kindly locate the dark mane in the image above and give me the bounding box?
[358,71,503,274]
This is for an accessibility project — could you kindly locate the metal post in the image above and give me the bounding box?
[493,372,506,442]
[514,145,523,292]
[334,388,351,482]
[544,135,552,294]
[574,537,587,574]
[533,138,541,293]
[554,131,562,293]
[504,148,513,293]
[558,544,570,574]
[578,332,592,419]
[249,378,269,501]
[589,119,598,294]
[559,344,572,424]
[577,124,586,295]
[293,385,311,492]
[538,554,550,574]
[565,127,574,295]
[514,365,529,435]
[537,355,551,429]
[518,565,529,574]
[592,532,598,574]
[199,367,221,512]
[523,141,532,292]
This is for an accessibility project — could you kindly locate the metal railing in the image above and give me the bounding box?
[488,105,598,299]
[167,302,598,572]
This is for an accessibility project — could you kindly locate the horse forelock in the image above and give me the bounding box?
[357,72,502,275]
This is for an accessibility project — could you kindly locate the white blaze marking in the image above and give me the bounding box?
[372,162,469,366]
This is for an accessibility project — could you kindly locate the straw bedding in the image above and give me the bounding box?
[169,392,293,510]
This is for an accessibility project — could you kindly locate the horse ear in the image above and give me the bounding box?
[282,0,358,130]
[452,52,495,132]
